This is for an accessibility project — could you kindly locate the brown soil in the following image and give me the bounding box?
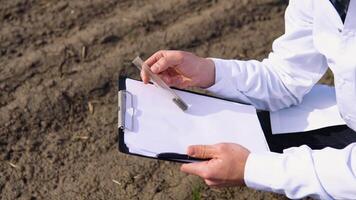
[1,0,318,199]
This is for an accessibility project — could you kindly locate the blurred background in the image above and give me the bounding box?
[0,0,330,199]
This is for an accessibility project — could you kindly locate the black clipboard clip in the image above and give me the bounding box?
[118,90,135,131]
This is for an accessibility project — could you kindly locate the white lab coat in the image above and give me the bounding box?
[207,0,356,199]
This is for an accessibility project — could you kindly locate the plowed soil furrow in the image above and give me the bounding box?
[191,4,285,59]
[0,0,216,108]
[0,0,290,199]
[0,0,286,158]
[0,0,123,61]
[1,0,284,123]
[1,0,214,69]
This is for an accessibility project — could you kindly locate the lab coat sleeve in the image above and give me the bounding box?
[206,0,328,111]
[244,144,356,200]
[208,0,356,199]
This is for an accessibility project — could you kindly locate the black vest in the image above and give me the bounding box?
[329,0,350,22]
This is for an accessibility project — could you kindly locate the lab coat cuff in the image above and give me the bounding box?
[205,58,234,93]
[244,152,284,192]
[205,58,251,104]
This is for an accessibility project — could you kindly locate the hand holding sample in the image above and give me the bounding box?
[140,50,215,89]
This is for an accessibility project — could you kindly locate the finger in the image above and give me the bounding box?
[160,75,192,89]
[187,145,217,159]
[204,179,222,187]
[150,57,170,74]
[140,69,150,84]
[180,162,210,178]
[145,51,165,67]
[141,51,165,84]
[150,52,183,74]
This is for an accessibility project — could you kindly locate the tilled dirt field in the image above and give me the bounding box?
[0,0,320,199]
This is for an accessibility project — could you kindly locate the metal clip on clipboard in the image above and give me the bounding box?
[118,90,135,131]
[119,88,209,162]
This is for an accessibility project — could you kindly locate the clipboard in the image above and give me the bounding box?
[118,77,356,162]
[117,77,270,162]
[258,111,356,152]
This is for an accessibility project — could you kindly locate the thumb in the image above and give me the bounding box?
[187,145,217,159]
[180,162,210,177]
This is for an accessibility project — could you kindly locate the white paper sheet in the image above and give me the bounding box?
[122,79,269,159]
[270,85,346,134]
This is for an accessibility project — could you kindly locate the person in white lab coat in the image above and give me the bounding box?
[140,0,356,199]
